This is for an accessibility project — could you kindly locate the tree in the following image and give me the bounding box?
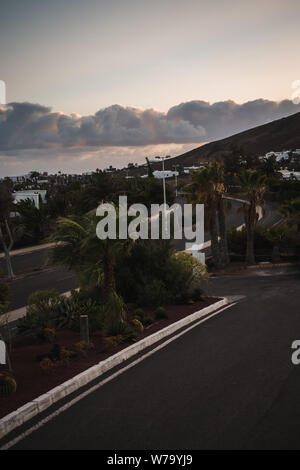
[185,162,229,269]
[50,209,132,297]
[0,183,15,278]
[237,170,266,265]
[280,198,300,232]
[16,199,47,242]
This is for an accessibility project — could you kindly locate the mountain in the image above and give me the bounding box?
[165,111,300,168]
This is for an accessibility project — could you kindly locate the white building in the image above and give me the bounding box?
[183,165,205,174]
[279,170,300,180]
[265,151,290,161]
[12,190,47,209]
[153,170,179,179]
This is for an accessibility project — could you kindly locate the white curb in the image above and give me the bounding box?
[0,297,228,440]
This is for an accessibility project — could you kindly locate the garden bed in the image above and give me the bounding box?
[0,297,219,419]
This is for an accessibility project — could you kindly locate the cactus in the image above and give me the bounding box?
[0,373,17,397]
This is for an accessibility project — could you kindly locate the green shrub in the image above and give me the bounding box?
[27,289,61,316]
[18,289,61,333]
[104,320,137,342]
[174,291,190,305]
[52,292,106,332]
[137,279,170,308]
[133,308,153,326]
[154,306,168,319]
[191,288,204,302]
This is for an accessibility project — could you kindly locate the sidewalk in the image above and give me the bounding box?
[0,242,57,259]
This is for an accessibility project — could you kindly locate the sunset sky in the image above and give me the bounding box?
[0,0,300,175]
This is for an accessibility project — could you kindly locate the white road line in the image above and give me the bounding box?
[1,302,236,450]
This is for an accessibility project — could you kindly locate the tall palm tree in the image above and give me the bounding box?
[185,162,229,269]
[50,209,131,297]
[238,170,266,265]
[280,198,300,232]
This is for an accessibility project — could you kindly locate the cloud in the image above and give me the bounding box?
[1,98,299,154]
[167,99,300,140]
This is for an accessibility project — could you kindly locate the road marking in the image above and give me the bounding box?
[0,302,236,450]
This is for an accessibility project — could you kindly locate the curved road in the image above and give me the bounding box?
[9,267,300,450]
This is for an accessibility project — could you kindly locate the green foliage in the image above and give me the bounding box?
[52,292,106,332]
[174,291,191,305]
[191,288,204,302]
[133,308,153,326]
[154,306,168,319]
[18,290,61,333]
[116,239,208,307]
[105,291,127,321]
[27,289,61,316]
[104,319,137,342]
[15,199,47,243]
[227,226,287,256]
[137,279,170,308]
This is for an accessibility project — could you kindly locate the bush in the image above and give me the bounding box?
[18,289,62,334]
[174,291,191,305]
[52,292,106,332]
[133,308,153,326]
[104,320,137,342]
[137,279,170,308]
[191,288,204,302]
[154,306,168,320]
[27,289,61,316]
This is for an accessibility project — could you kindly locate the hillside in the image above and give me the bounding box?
[164,111,300,168]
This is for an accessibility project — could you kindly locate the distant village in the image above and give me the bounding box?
[1,148,300,209]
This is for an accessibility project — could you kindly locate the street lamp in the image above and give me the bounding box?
[155,155,167,208]
[155,156,168,233]
[172,164,179,198]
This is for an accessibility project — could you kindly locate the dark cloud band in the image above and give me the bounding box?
[0,99,299,151]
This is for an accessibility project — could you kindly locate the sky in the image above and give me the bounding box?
[0,0,300,176]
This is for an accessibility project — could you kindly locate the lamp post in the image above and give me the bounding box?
[172,164,179,198]
[155,156,167,208]
[155,156,168,233]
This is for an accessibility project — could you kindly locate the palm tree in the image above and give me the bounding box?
[238,170,266,265]
[50,209,131,297]
[185,162,229,269]
[0,183,15,279]
[16,199,47,243]
[280,198,300,232]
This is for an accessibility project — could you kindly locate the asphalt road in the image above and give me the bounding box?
[13,267,300,449]
[0,248,49,276]
[7,267,78,311]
